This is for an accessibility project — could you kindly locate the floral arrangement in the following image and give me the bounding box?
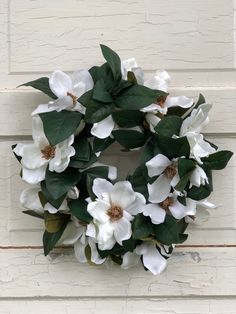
[13,45,233,275]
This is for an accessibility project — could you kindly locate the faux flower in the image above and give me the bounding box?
[87,178,146,250]
[122,242,170,275]
[61,218,105,265]
[20,186,79,214]
[189,164,208,188]
[146,154,180,203]
[121,58,144,84]
[32,69,94,116]
[142,70,193,115]
[179,103,216,163]
[13,115,75,184]
[144,192,196,221]
[185,199,217,225]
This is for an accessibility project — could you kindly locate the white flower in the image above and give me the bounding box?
[46,69,94,114]
[87,178,146,250]
[185,199,217,225]
[142,70,193,115]
[91,115,115,139]
[180,104,216,163]
[145,113,161,133]
[20,185,79,214]
[122,242,169,275]
[144,191,196,221]
[146,154,180,203]
[121,58,144,84]
[61,218,105,265]
[190,164,208,188]
[13,115,75,184]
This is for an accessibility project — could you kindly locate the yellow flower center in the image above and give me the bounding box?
[159,197,174,211]
[67,92,78,105]
[164,163,177,179]
[41,145,56,160]
[107,205,123,221]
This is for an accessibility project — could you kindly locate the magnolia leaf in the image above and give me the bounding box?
[93,79,113,103]
[132,214,153,239]
[112,110,144,127]
[93,136,114,153]
[202,150,233,170]
[69,198,92,223]
[40,181,66,209]
[116,84,168,110]
[84,99,113,123]
[100,44,122,82]
[44,211,70,233]
[98,238,139,258]
[45,167,81,200]
[112,130,149,149]
[40,110,82,146]
[154,115,183,137]
[19,77,56,99]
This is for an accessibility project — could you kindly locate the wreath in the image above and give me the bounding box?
[13,45,233,275]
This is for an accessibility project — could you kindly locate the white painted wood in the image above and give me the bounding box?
[0,0,236,310]
[1,298,236,314]
[0,248,235,297]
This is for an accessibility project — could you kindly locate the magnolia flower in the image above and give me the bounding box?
[61,218,105,265]
[185,199,217,225]
[87,178,146,250]
[144,191,196,221]
[20,186,79,214]
[180,104,216,163]
[33,69,93,115]
[142,70,193,115]
[122,242,171,275]
[13,115,75,184]
[146,154,180,203]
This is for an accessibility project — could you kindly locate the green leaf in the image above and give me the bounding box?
[116,84,168,110]
[86,174,97,201]
[41,181,66,209]
[98,238,139,258]
[153,215,188,245]
[22,210,44,220]
[112,110,144,127]
[77,90,93,107]
[93,136,114,153]
[45,167,81,200]
[69,154,98,169]
[40,110,82,146]
[83,166,109,178]
[72,137,91,162]
[43,219,69,256]
[89,63,116,92]
[178,158,196,178]
[100,44,122,82]
[132,214,153,239]
[127,71,137,84]
[44,211,70,233]
[84,99,113,123]
[202,150,233,170]
[112,130,149,149]
[175,173,191,191]
[68,198,92,223]
[93,79,113,103]
[19,77,56,99]
[187,170,213,200]
[153,134,190,159]
[154,115,183,137]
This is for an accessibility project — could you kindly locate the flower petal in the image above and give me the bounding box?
[20,186,43,213]
[146,154,171,177]
[165,96,193,109]
[145,113,161,133]
[110,181,136,209]
[91,115,115,139]
[32,115,49,149]
[144,70,170,92]
[113,217,132,245]
[49,70,72,98]
[169,198,196,219]
[136,242,167,275]
[87,199,110,223]
[22,165,47,184]
[92,178,113,199]
[143,203,166,224]
[97,222,116,250]
[32,103,56,116]
[72,69,94,97]
[60,221,85,245]
[148,174,171,203]
[88,238,106,264]
[125,192,146,215]
[74,240,87,263]
[20,144,48,170]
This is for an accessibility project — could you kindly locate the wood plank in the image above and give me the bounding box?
[0,89,236,135]
[0,298,236,314]
[0,248,235,297]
